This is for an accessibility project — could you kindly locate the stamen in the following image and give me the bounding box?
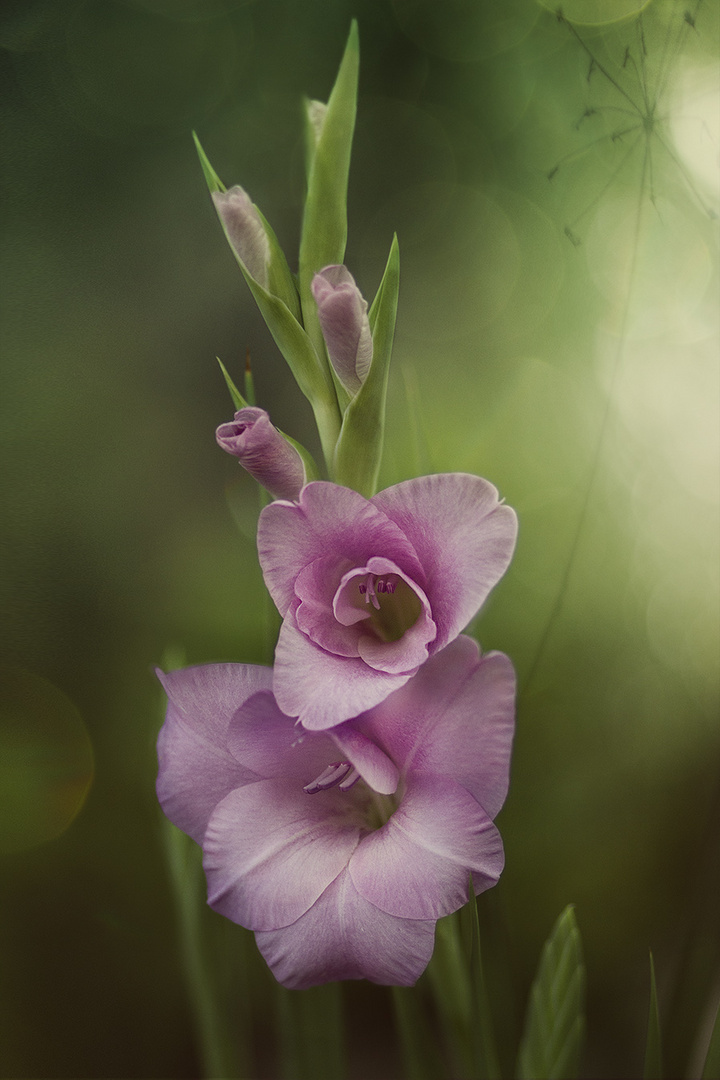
[360,575,380,609]
[338,767,360,791]
[303,761,355,794]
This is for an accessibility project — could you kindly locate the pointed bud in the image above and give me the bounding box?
[212,186,270,288]
[311,265,373,396]
[216,407,306,502]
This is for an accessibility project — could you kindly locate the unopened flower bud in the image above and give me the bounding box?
[311,265,373,396]
[216,407,305,502]
[212,187,270,289]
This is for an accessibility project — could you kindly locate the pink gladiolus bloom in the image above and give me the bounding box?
[156,636,515,989]
[257,474,517,730]
[311,265,373,395]
[216,407,306,502]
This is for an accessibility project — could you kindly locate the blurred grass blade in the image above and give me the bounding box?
[460,888,502,1080]
[644,952,662,1080]
[276,983,345,1080]
[429,912,474,1077]
[333,234,399,495]
[517,905,586,1080]
[701,999,720,1080]
[298,20,359,364]
[392,986,444,1080]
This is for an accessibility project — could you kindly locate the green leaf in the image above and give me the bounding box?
[216,357,248,411]
[192,130,225,194]
[298,21,359,364]
[517,906,586,1080]
[333,234,399,495]
[701,1000,720,1080]
[644,951,662,1080]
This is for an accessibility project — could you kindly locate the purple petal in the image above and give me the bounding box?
[254,868,436,988]
[216,407,305,502]
[257,482,425,618]
[156,663,272,843]
[372,474,518,650]
[203,779,361,931]
[349,774,505,920]
[312,265,373,395]
[330,724,399,795]
[363,637,515,818]
[273,619,412,730]
[294,555,362,657]
[212,186,270,287]
[225,689,341,786]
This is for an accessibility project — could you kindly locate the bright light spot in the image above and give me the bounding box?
[670,61,720,207]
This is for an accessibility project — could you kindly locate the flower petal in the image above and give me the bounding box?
[257,482,425,617]
[372,473,518,649]
[330,724,399,795]
[254,868,436,988]
[273,618,412,730]
[203,779,361,931]
[363,637,516,819]
[349,774,504,920]
[226,689,340,786]
[156,663,271,843]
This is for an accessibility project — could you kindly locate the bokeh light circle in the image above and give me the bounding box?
[0,667,94,854]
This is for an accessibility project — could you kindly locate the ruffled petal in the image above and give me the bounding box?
[273,619,412,730]
[203,779,361,931]
[254,868,436,989]
[372,474,517,649]
[349,774,504,920]
[156,663,272,843]
[362,637,515,819]
[257,482,425,617]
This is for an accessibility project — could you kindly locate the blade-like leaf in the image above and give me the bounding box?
[644,951,662,1080]
[192,131,225,194]
[517,906,586,1080]
[333,234,399,495]
[701,1000,720,1080]
[216,357,249,411]
[298,21,359,365]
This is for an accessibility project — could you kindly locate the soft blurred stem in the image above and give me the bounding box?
[644,951,662,1080]
[162,820,248,1079]
[427,911,500,1080]
[392,986,444,1080]
[461,890,502,1080]
[275,982,345,1080]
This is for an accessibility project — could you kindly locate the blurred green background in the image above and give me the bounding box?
[1,0,718,1076]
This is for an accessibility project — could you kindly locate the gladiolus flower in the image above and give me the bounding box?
[311,265,373,395]
[216,407,306,502]
[156,635,515,989]
[212,186,270,288]
[257,474,517,730]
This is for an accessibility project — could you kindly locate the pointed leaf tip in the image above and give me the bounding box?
[518,905,586,1080]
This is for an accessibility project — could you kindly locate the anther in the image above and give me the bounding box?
[304,761,355,794]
